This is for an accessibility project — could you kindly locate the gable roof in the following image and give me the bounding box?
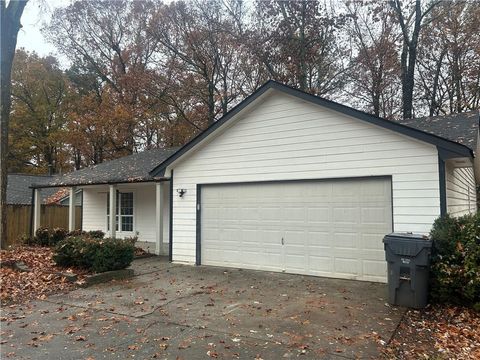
[395,110,479,152]
[7,174,58,204]
[33,148,178,188]
[150,80,475,177]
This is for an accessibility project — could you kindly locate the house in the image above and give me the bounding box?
[32,81,479,283]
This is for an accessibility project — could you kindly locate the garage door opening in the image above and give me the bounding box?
[198,177,392,282]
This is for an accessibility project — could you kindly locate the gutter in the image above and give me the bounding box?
[30,177,171,189]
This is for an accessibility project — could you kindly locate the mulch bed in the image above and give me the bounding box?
[383,305,480,359]
[0,246,89,305]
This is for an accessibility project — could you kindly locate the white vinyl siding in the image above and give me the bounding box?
[170,91,441,264]
[81,183,170,253]
[82,188,107,232]
[446,163,477,217]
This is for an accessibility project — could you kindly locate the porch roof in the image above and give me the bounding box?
[32,148,178,189]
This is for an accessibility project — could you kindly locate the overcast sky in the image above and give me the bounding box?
[16,0,66,58]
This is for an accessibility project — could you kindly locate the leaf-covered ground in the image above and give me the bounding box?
[0,246,87,305]
[384,305,480,359]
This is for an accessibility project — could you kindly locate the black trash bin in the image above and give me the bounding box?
[383,233,433,308]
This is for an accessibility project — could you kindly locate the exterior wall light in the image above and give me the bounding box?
[176,188,187,197]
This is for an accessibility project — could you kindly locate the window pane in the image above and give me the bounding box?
[121,193,133,215]
[122,216,133,232]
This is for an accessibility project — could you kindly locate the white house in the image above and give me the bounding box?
[33,81,479,283]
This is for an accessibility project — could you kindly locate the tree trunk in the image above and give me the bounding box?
[207,81,215,125]
[429,50,446,116]
[298,1,307,91]
[0,0,28,249]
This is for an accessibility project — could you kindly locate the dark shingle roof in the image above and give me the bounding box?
[7,174,58,204]
[395,110,479,152]
[36,148,178,188]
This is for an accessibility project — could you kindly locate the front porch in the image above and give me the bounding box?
[32,181,170,256]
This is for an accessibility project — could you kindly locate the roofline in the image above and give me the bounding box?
[31,177,170,189]
[7,173,54,177]
[149,80,473,177]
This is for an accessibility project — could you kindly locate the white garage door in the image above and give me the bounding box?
[200,178,392,282]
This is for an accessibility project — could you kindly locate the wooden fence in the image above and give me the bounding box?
[6,205,82,246]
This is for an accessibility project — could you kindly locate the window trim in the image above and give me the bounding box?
[106,190,136,235]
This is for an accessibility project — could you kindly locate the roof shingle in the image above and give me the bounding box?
[7,174,58,204]
[395,110,479,152]
[36,148,178,188]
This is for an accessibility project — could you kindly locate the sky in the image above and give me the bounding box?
[16,0,66,59]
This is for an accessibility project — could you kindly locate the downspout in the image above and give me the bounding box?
[438,154,447,217]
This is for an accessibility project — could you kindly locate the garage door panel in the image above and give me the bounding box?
[307,231,331,247]
[307,207,330,223]
[334,258,361,277]
[201,178,392,282]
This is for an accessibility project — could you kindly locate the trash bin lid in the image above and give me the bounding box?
[384,232,430,241]
[383,232,432,257]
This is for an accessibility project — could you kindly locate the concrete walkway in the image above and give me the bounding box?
[1,257,404,359]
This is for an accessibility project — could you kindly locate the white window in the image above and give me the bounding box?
[107,192,134,232]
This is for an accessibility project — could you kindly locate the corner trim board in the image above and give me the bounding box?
[169,170,174,262]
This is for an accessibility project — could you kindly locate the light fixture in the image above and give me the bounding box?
[176,188,187,197]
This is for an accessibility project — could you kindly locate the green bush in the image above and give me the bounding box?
[430,213,480,308]
[90,238,135,273]
[50,228,69,245]
[33,227,69,246]
[34,227,51,246]
[87,230,105,239]
[67,229,87,237]
[53,236,88,267]
[53,235,135,273]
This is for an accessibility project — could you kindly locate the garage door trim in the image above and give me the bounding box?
[195,175,393,267]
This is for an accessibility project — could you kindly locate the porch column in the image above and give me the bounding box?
[155,182,164,255]
[33,188,42,234]
[68,187,76,231]
[109,184,117,238]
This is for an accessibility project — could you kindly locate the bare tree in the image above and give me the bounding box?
[390,0,440,119]
[344,1,400,118]
[250,0,347,96]
[1,0,28,248]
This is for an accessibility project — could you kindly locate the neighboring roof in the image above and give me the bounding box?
[7,174,58,205]
[395,110,479,152]
[47,188,83,205]
[150,80,475,177]
[33,148,178,188]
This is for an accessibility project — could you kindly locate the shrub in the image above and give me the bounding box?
[430,213,480,308]
[87,230,105,239]
[34,227,50,246]
[90,238,135,273]
[53,236,88,267]
[50,228,68,245]
[53,235,135,273]
[34,227,69,246]
[67,229,87,237]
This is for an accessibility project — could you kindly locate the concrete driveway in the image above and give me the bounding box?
[1,257,404,359]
